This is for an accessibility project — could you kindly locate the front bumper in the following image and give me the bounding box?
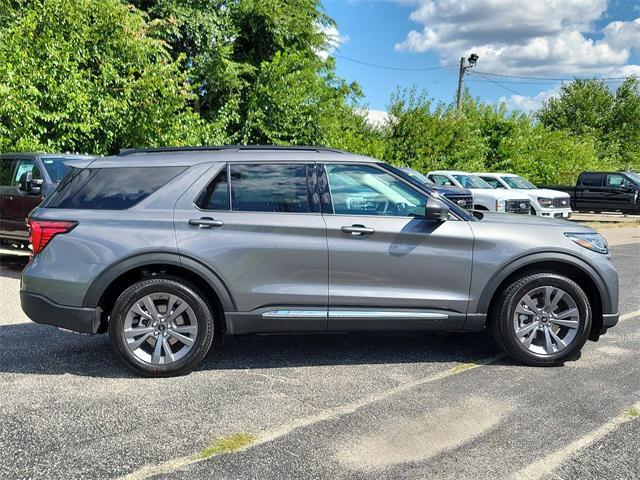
[536,207,572,218]
[20,291,101,334]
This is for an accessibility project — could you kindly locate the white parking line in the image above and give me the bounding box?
[512,401,640,480]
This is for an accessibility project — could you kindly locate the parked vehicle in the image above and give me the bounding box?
[21,146,619,376]
[475,172,571,218]
[0,153,93,249]
[427,170,532,214]
[548,172,640,214]
[398,167,473,210]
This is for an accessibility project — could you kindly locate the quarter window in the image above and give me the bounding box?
[230,164,314,213]
[326,164,425,217]
[196,169,229,210]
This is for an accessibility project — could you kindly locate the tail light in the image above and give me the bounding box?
[27,219,77,255]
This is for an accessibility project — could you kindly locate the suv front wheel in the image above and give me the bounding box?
[492,273,592,366]
[109,277,215,377]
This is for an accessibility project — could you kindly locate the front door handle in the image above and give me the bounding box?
[188,217,224,229]
[341,225,375,235]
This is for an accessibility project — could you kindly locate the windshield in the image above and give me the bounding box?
[42,157,74,183]
[453,174,492,189]
[400,168,434,185]
[501,175,537,189]
[626,172,640,185]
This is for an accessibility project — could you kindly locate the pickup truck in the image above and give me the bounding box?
[548,171,640,213]
[0,152,93,249]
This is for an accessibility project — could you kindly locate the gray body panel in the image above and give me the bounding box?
[20,147,619,337]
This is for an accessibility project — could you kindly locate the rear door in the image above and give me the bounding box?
[576,173,605,210]
[0,157,16,234]
[174,162,329,333]
[321,163,474,331]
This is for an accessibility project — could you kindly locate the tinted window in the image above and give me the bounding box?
[196,169,229,210]
[43,166,185,210]
[42,157,73,183]
[0,159,15,187]
[579,173,603,186]
[326,164,425,217]
[230,164,313,213]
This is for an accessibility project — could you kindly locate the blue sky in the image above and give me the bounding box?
[323,0,640,114]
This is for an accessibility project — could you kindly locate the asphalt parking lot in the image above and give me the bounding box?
[1,240,639,480]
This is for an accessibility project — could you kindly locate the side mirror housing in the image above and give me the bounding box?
[18,171,43,195]
[413,198,450,221]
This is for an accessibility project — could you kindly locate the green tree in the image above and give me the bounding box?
[0,0,210,155]
[538,78,640,169]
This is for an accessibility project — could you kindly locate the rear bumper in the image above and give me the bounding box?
[602,312,619,328]
[20,291,101,334]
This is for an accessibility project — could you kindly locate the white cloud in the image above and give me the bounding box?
[395,0,640,76]
[364,109,390,127]
[499,87,560,112]
[316,24,350,60]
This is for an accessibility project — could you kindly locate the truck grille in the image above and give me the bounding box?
[552,197,570,208]
[446,194,473,210]
[506,199,531,214]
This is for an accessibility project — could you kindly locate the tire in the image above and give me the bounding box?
[491,273,592,366]
[108,277,215,377]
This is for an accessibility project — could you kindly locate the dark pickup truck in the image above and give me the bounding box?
[0,152,92,249]
[549,171,640,213]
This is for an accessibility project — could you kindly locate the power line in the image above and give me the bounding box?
[333,53,456,72]
[471,70,631,81]
[471,71,543,102]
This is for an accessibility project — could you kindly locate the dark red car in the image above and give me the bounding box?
[0,152,93,249]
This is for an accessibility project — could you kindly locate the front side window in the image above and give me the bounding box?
[429,174,455,187]
[12,158,41,186]
[606,174,626,188]
[43,166,185,209]
[326,164,426,217]
[230,164,314,213]
[501,176,536,189]
[481,177,503,189]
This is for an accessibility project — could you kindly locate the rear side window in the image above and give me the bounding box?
[43,166,185,210]
[0,159,16,187]
[230,164,314,213]
[579,173,604,187]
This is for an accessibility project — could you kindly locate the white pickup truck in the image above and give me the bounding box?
[475,172,572,218]
[427,170,532,214]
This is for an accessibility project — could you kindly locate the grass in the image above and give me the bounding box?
[193,433,258,460]
[626,406,640,418]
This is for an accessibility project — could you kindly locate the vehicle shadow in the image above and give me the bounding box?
[0,253,29,279]
[0,322,502,378]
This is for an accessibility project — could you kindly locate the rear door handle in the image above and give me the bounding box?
[188,217,224,229]
[341,225,375,235]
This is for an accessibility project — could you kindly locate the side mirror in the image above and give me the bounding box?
[413,198,450,221]
[18,171,43,195]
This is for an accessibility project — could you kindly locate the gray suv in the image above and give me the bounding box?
[20,146,619,377]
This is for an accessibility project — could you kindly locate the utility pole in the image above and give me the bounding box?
[456,53,479,110]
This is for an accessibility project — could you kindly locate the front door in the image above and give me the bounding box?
[321,163,474,331]
[1,157,42,240]
[174,162,328,333]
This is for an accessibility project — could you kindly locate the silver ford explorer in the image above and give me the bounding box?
[20,146,619,377]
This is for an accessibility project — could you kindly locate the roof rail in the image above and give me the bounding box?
[118,145,345,156]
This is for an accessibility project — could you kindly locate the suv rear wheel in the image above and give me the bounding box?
[491,273,592,366]
[109,277,215,377]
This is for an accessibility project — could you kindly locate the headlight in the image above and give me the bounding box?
[495,199,506,212]
[565,232,609,254]
[537,197,553,208]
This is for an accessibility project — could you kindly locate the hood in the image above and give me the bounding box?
[528,188,570,199]
[431,185,472,196]
[475,212,593,230]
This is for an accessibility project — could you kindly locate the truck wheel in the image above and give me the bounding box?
[491,273,591,366]
[109,277,215,377]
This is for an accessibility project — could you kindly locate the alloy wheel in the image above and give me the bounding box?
[123,293,198,365]
[512,286,580,356]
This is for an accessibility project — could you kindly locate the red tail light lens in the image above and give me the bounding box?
[27,219,78,255]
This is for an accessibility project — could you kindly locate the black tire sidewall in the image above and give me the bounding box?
[109,278,214,377]
[497,273,592,365]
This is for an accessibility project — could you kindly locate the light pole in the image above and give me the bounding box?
[456,53,479,110]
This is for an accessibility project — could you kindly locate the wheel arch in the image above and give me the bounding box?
[83,252,235,333]
[478,253,609,340]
